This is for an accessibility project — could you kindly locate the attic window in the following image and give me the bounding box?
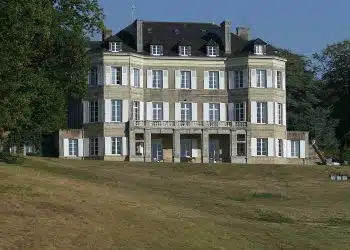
[254,45,265,55]
[148,28,152,33]
[200,29,207,33]
[150,45,163,56]
[179,45,191,56]
[110,42,122,52]
[174,29,180,35]
[207,46,218,57]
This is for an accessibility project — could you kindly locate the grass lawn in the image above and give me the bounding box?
[0,157,350,249]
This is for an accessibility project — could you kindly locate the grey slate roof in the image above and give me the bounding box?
[92,20,280,57]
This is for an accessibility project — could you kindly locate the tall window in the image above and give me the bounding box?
[235,103,245,121]
[278,103,283,125]
[151,45,162,56]
[257,138,268,156]
[133,68,140,87]
[209,103,220,121]
[256,69,267,88]
[237,134,246,156]
[257,102,267,124]
[89,138,98,156]
[68,139,78,156]
[90,101,99,123]
[278,139,283,157]
[208,71,219,89]
[152,102,163,120]
[179,46,191,56]
[90,67,98,86]
[152,70,163,88]
[181,71,191,89]
[291,140,300,157]
[181,139,192,157]
[111,100,122,122]
[111,67,122,85]
[133,101,140,120]
[234,70,244,88]
[111,137,122,155]
[181,103,192,121]
[207,46,217,56]
[276,71,282,88]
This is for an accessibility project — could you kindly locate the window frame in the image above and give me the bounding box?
[111,66,122,85]
[257,138,268,156]
[207,46,217,57]
[90,67,98,86]
[209,103,220,121]
[133,68,140,88]
[256,69,267,88]
[152,102,163,121]
[180,103,192,121]
[110,42,121,52]
[181,139,192,157]
[90,100,99,123]
[68,139,78,156]
[276,71,282,88]
[235,103,245,121]
[152,70,163,88]
[111,137,122,155]
[278,139,283,157]
[89,138,99,156]
[180,70,191,89]
[278,103,283,125]
[179,46,190,56]
[256,102,267,124]
[151,45,162,56]
[291,140,300,157]
[208,71,219,89]
[111,100,122,122]
[254,45,265,55]
[133,101,140,120]
[234,70,244,88]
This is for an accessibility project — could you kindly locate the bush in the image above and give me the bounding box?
[0,152,24,164]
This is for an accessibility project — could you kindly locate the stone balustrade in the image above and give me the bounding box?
[131,120,247,129]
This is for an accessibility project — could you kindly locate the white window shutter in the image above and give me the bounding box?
[163,102,169,120]
[192,103,198,121]
[243,69,249,88]
[98,137,104,156]
[282,71,286,90]
[283,103,287,126]
[163,70,168,88]
[104,99,111,122]
[220,103,226,121]
[274,103,279,125]
[274,70,278,88]
[191,70,197,89]
[203,103,209,121]
[105,65,111,85]
[122,137,128,156]
[267,102,274,124]
[122,66,128,86]
[122,100,129,122]
[97,65,103,85]
[267,69,273,88]
[228,71,234,89]
[130,67,134,87]
[251,101,257,123]
[300,140,306,158]
[147,70,153,88]
[175,70,181,89]
[192,139,198,157]
[83,101,90,124]
[219,71,225,90]
[105,137,112,156]
[139,68,144,88]
[174,102,181,121]
[139,101,145,120]
[287,140,291,158]
[268,138,274,156]
[275,138,279,157]
[251,138,257,156]
[283,139,287,158]
[250,69,256,88]
[83,138,89,157]
[204,71,209,89]
[146,102,152,120]
[63,139,69,156]
[77,139,83,157]
[228,103,234,121]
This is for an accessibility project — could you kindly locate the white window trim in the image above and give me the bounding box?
[111,137,122,155]
[209,103,220,121]
[291,140,300,158]
[180,103,192,121]
[208,71,219,89]
[207,46,217,57]
[133,101,140,120]
[256,102,267,124]
[133,68,140,88]
[110,42,121,52]
[111,67,121,85]
[68,139,78,156]
[151,45,162,56]
[254,45,265,55]
[152,102,163,121]
[179,46,190,56]
[152,70,163,88]
[256,69,267,88]
[276,71,282,88]
[111,100,122,122]
[180,70,191,89]
[90,100,99,123]
[257,138,268,156]
[89,138,99,156]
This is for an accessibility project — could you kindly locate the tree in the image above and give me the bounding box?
[0,0,104,150]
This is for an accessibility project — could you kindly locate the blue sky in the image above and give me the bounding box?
[99,0,349,56]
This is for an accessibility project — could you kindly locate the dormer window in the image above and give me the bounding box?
[254,45,265,55]
[207,46,218,57]
[179,46,191,56]
[151,45,163,56]
[110,42,122,52]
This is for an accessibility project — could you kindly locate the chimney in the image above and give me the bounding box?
[136,19,143,52]
[102,28,112,41]
[220,20,231,54]
[236,27,250,41]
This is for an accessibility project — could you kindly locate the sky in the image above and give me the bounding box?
[99,0,349,56]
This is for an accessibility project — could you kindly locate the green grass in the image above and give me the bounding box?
[0,157,350,249]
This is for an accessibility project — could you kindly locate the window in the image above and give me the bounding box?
[256,69,267,88]
[209,103,220,121]
[89,138,98,156]
[151,45,162,56]
[90,67,98,86]
[257,138,268,156]
[181,139,192,157]
[237,134,246,156]
[110,42,121,52]
[254,45,265,55]
[111,137,122,155]
[276,71,282,88]
[235,103,245,121]
[111,100,122,122]
[291,140,300,157]
[208,71,219,89]
[278,139,283,157]
[257,102,267,124]
[179,46,191,56]
[181,103,192,121]
[90,100,99,123]
[133,68,140,87]
[68,139,78,156]
[152,102,163,120]
[207,46,217,57]
[152,70,163,88]
[111,67,122,85]
[234,70,244,88]
[180,71,191,89]
[277,103,283,125]
[133,101,140,120]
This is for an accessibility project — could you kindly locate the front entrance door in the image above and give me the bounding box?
[152,139,163,162]
[209,139,220,163]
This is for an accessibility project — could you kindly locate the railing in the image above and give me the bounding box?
[132,120,247,129]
